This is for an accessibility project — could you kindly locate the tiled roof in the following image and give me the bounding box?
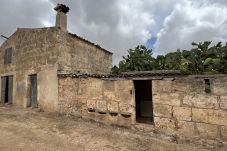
[58,70,186,79]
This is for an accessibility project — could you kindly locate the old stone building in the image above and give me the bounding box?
[0,4,112,111]
[0,4,227,142]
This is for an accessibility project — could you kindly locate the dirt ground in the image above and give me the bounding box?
[0,106,226,151]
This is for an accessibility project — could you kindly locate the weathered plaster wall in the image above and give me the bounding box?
[38,68,58,112]
[58,77,135,126]
[153,76,227,141]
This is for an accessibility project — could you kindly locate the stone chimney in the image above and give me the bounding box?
[54,4,69,31]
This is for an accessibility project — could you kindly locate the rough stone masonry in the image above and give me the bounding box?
[58,74,227,142]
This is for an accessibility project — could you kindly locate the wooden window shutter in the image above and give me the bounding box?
[4,48,12,64]
[4,49,7,64]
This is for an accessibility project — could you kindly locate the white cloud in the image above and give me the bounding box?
[154,0,227,55]
[0,0,53,43]
[1,0,227,65]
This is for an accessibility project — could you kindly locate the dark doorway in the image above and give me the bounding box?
[1,76,13,104]
[134,80,153,124]
[29,75,38,108]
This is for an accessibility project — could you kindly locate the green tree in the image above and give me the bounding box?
[164,49,182,70]
[114,45,155,73]
[182,41,227,74]
[111,65,120,75]
[181,41,213,74]
[154,55,166,70]
[112,41,227,75]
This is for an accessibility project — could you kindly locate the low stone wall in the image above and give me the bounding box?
[58,77,135,127]
[153,76,227,141]
[58,75,227,141]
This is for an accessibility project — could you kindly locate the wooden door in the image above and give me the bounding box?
[1,77,7,103]
[30,75,37,108]
[8,76,13,104]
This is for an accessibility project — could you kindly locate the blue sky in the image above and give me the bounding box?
[146,37,157,52]
[1,0,227,64]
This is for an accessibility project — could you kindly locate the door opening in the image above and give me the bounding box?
[1,76,13,104]
[134,80,153,124]
[29,75,38,108]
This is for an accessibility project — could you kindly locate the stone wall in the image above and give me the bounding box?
[0,27,60,109]
[0,27,112,76]
[57,31,112,74]
[58,75,227,141]
[58,77,135,126]
[0,28,60,73]
[153,76,227,141]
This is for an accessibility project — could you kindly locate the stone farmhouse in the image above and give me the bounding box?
[0,4,227,142]
[0,4,112,110]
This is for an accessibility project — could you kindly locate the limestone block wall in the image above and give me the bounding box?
[57,32,112,74]
[153,76,227,141]
[0,28,60,73]
[58,77,135,126]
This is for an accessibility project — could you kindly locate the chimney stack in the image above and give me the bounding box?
[54,4,69,31]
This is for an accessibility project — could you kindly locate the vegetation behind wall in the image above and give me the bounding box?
[112,41,227,75]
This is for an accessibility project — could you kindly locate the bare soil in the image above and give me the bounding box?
[0,106,226,151]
